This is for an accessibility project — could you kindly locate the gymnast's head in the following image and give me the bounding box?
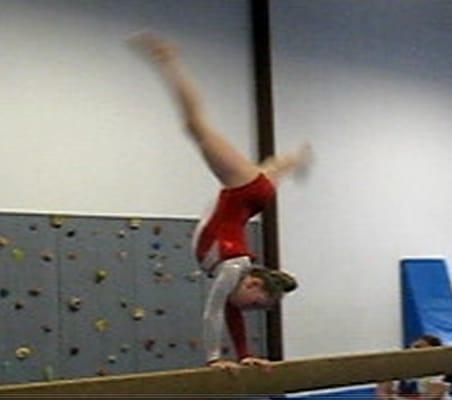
[229,268,298,310]
[410,334,442,349]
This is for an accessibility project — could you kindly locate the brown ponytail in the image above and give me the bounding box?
[249,268,298,297]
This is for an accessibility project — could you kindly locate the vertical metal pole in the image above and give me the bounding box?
[250,0,283,361]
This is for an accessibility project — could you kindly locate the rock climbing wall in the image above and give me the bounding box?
[0,213,267,384]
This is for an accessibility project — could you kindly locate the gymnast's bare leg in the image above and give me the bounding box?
[128,32,312,190]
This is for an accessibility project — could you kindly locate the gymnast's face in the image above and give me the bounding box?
[230,276,277,310]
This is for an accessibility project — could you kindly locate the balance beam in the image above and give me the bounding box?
[0,347,451,396]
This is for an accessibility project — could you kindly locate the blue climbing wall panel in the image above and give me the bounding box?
[0,212,267,384]
[400,258,452,347]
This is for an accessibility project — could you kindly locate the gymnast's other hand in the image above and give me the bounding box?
[207,359,241,375]
[240,356,273,373]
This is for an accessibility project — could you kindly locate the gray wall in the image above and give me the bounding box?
[271,0,452,357]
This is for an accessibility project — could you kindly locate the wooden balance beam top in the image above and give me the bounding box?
[0,346,451,396]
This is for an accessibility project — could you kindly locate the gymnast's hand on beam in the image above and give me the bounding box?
[207,359,242,375]
[239,356,273,373]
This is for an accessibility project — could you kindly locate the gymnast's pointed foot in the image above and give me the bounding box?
[127,30,178,63]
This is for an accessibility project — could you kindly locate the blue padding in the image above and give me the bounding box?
[286,386,375,399]
[401,258,452,346]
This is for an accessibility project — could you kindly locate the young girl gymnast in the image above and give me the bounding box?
[129,32,312,373]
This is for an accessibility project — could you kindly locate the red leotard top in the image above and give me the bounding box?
[194,173,275,271]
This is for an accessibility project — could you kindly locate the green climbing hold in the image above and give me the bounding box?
[12,248,25,262]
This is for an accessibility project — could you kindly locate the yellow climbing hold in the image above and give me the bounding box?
[128,218,142,230]
[50,215,66,228]
[94,318,109,332]
[132,307,146,321]
[15,346,32,360]
[95,269,108,283]
[0,236,10,248]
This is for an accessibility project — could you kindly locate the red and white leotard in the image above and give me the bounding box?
[193,173,276,362]
[193,173,275,271]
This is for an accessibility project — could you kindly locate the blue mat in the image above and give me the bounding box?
[400,258,452,346]
[285,385,375,399]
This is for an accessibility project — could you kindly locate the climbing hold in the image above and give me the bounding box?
[43,365,55,381]
[69,347,80,356]
[50,215,65,228]
[95,269,108,283]
[117,229,126,238]
[117,251,128,261]
[156,353,164,359]
[151,242,161,250]
[154,262,164,271]
[107,355,117,364]
[67,252,78,260]
[12,248,25,262]
[186,270,202,282]
[0,288,10,298]
[66,230,76,238]
[94,318,109,332]
[119,298,128,308]
[188,339,199,350]
[153,225,162,235]
[41,325,53,333]
[153,270,165,278]
[97,368,108,376]
[16,346,32,360]
[41,250,54,262]
[144,339,155,351]
[120,344,131,353]
[154,308,165,316]
[168,342,177,349]
[29,224,38,232]
[132,307,146,321]
[67,297,82,312]
[14,301,24,310]
[0,235,10,248]
[28,288,42,297]
[153,272,173,284]
[128,218,142,230]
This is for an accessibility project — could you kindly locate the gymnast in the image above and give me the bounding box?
[129,32,312,373]
[376,334,451,400]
